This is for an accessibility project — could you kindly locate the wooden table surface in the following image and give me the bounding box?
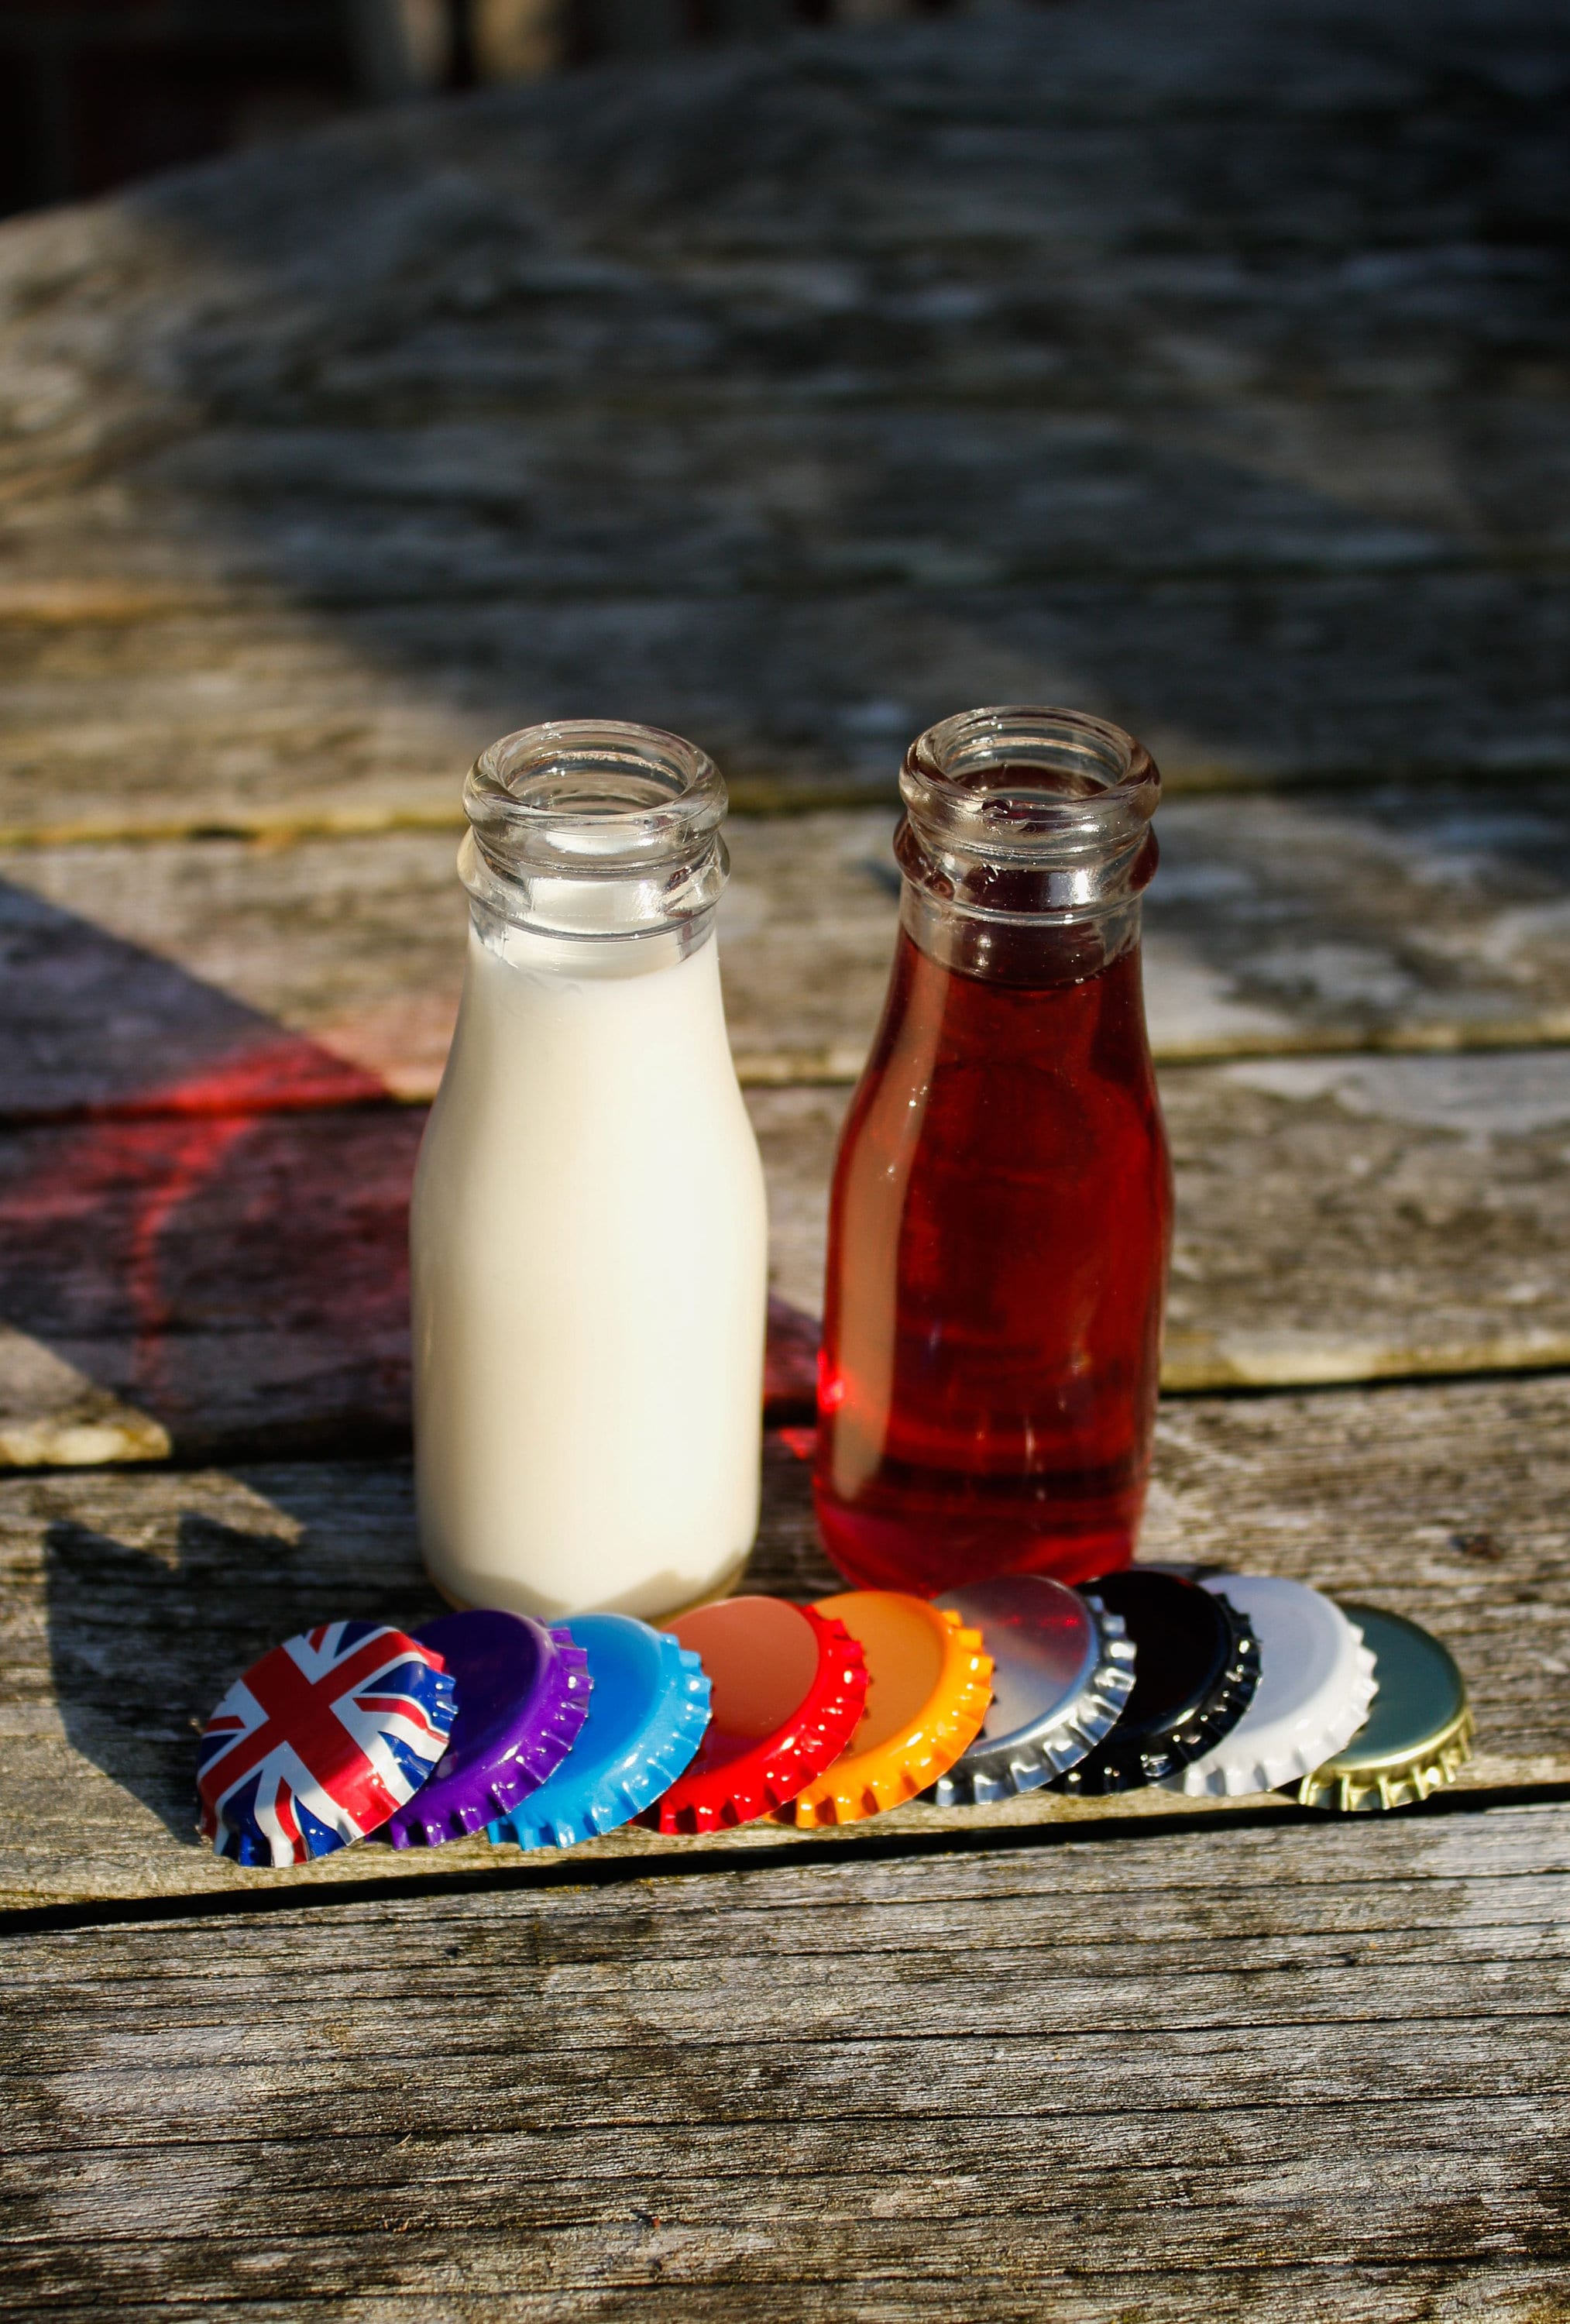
[4,1,1570,2313]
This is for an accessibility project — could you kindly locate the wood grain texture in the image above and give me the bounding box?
[2,1370,1567,1909]
[4,576,1566,843]
[9,1043,1570,1466]
[9,788,1570,1121]
[0,0,1566,834]
[5,1805,1570,2317]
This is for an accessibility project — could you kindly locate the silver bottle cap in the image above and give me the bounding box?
[931,1576,1135,1806]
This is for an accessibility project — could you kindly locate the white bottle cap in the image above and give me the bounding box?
[1160,1574,1378,1798]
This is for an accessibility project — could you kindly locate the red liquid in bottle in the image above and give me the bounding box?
[814,927,1172,1595]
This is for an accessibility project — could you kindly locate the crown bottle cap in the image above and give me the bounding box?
[1052,1569,1260,1795]
[931,1576,1135,1805]
[648,1596,868,1834]
[488,1613,711,1850]
[197,1621,457,1867]
[778,1590,994,1828]
[1295,1604,1472,1812]
[1159,1575,1378,1798]
[383,1609,590,1848]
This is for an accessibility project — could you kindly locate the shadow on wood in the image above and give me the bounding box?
[30,1438,828,1866]
[2,0,1567,836]
[40,1487,451,1851]
[0,874,408,1462]
[0,875,389,1122]
[0,876,821,1462]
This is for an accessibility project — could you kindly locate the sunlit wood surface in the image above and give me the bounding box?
[2,0,1568,2313]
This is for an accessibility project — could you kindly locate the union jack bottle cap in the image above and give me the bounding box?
[383,1609,591,1848]
[197,1621,458,1868]
[488,1612,711,1851]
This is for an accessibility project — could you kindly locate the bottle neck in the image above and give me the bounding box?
[459,719,730,947]
[467,887,716,982]
[893,705,1159,988]
[898,874,1143,988]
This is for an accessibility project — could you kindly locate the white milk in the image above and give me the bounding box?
[411,915,768,1623]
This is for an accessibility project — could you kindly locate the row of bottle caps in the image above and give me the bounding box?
[195,1569,1474,1868]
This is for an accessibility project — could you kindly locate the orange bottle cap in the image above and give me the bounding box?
[778,1590,994,1828]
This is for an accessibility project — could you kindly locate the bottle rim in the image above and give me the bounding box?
[902,706,1158,863]
[466,719,727,875]
[462,720,729,940]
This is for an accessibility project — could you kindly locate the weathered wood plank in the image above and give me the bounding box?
[8,1043,1570,1466]
[8,787,1570,1120]
[2,1370,1567,1908]
[2,574,1566,843]
[4,1805,1570,2317]
[1,0,1566,831]
[31,397,1568,603]
[8,0,1563,456]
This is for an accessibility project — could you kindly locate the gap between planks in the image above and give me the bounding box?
[5,1786,1566,1945]
[6,765,1570,856]
[10,1017,1570,1134]
[15,1354,1570,1480]
[0,784,888,854]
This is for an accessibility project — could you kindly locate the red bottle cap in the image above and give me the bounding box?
[780,1591,994,1828]
[644,1596,868,1834]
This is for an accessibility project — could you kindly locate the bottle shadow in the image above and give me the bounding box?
[11,878,819,1842]
[0,874,391,1122]
[0,873,424,1463]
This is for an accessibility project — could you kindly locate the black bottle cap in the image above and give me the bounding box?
[1050,1569,1261,1795]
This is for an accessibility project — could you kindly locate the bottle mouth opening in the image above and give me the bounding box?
[902,706,1158,855]
[467,720,727,872]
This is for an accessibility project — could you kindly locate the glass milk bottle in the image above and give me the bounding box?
[815,707,1172,1598]
[412,720,768,1624]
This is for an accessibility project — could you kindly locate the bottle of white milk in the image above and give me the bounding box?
[411,720,768,1624]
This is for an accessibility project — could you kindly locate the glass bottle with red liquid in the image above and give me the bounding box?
[815,706,1172,1597]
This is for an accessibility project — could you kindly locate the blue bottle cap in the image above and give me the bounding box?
[487,1613,711,1851]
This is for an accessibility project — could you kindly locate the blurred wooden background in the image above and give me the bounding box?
[0,0,967,215]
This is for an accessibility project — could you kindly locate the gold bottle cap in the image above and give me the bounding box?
[1295,1604,1472,1813]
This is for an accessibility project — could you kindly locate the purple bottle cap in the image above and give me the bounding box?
[383,1609,590,1848]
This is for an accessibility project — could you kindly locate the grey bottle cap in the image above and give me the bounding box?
[1295,1604,1472,1813]
[931,1576,1135,1806]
